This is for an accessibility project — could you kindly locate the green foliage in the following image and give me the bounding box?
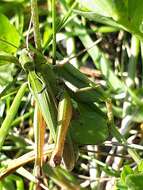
[125,174,143,190]
[0,13,20,53]
[121,165,134,185]
[117,161,143,190]
[70,103,108,144]
[77,0,143,39]
[0,13,20,87]
[0,174,24,190]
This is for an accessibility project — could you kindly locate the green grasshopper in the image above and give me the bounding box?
[18,48,109,171]
[19,49,77,170]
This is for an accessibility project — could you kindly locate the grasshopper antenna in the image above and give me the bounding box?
[57,37,102,65]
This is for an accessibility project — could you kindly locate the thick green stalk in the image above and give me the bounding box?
[0,83,27,150]
[52,0,56,64]
[31,0,41,50]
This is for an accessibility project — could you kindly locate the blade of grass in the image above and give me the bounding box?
[80,153,119,177]
[52,0,56,64]
[58,1,78,32]
[11,110,34,127]
[0,82,27,150]
[43,1,77,51]
[0,144,54,180]
[75,27,123,91]
[140,40,143,86]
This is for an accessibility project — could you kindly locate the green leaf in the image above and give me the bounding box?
[127,0,143,35]
[77,0,116,18]
[121,165,133,185]
[0,83,27,150]
[126,173,143,190]
[115,180,128,190]
[74,10,122,29]
[70,103,108,145]
[0,178,15,190]
[77,0,143,39]
[0,13,20,53]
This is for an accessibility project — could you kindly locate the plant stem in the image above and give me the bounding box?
[43,1,77,52]
[140,40,143,86]
[0,83,27,150]
[31,0,41,51]
[52,0,56,64]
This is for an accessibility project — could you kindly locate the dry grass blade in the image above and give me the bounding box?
[0,144,54,180]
